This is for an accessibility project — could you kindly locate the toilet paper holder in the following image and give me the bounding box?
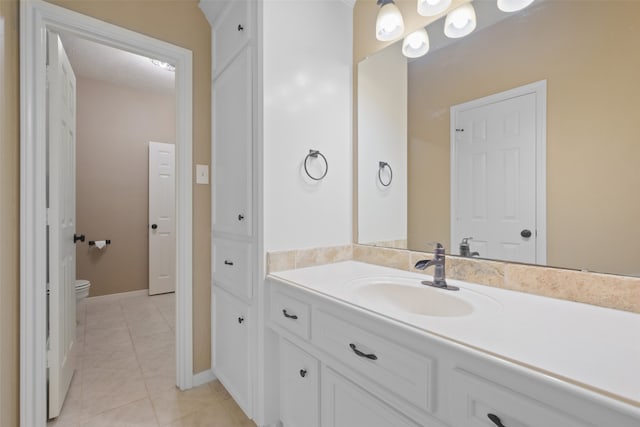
[88,239,111,246]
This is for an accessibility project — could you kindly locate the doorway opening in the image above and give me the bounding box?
[21,2,194,425]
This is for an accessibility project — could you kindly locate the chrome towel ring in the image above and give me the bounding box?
[378,161,392,187]
[304,149,328,181]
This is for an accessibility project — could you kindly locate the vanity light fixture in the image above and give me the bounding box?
[376,0,405,41]
[444,2,477,38]
[417,0,452,17]
[150,58,175,72]
[402,28,430,58]
[497,0,535,12]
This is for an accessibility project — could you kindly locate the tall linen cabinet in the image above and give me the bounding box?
[200,1,354,425]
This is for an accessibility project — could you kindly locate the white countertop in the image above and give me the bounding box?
[268,261,640,407]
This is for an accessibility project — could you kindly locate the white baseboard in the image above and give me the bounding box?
[192,369,217,387]
[85,289,148,304]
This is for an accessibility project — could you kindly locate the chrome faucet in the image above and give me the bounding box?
[414,243,459,291]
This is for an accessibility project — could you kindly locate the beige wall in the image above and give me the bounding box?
[76,77,175,296]
[44,0,213,375]
[355,1,640,276]
[0,0,20,423]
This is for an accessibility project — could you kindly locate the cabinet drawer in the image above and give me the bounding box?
[213,239,252,300]
[280,339,320,427]
[450,368,593,427]
[213,0,250,73]
[313,309,435,413]
[271,290,311,340]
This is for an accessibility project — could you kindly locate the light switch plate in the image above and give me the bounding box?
[196,164,209,184]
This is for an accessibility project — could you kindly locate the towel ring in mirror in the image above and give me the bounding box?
[304,149,328,181]
[378,161,392,187]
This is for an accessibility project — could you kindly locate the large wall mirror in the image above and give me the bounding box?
[356,0,640,277]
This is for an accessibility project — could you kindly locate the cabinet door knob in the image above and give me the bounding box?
[520,229,532,238]
[487,413,506,427]
[151,224,158,230]
[299,369,307,378]
[238,214,245,221]
[237,24,244,31]
[238,316,245,324]
[349,343,378,360]
[282,309,298,320]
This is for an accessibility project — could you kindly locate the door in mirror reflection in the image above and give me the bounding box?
[451,83,545,264]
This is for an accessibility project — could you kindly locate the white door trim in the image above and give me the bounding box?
[20,1,194,425]
[450,80,547,264]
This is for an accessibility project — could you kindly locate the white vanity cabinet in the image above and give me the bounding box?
[267,274,640,427]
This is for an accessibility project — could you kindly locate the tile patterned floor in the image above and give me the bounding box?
[48,292,256,427]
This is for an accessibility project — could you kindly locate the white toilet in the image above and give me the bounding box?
[75,279,91,302]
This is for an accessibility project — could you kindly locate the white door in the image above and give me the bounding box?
[47,31,77,419]
[149,141,176,295]
[452,90,538,263]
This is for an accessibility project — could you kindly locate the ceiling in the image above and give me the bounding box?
[59,33,176,96]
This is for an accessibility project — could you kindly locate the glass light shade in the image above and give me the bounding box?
[417,0,452,17]
[402,28,430,58]
[376,2,405,41]
[444,3,477,39]
[497,0,535,12]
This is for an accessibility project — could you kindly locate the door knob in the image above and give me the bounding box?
[520,229,532,238]
[151,224,158,230]
[73,234,85,243]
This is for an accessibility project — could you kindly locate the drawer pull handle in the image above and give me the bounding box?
[224,260,234,266]
[282,309,298,320]
[487,414,506,427]
[238,24,244,31]
[238,316,245,324]
[238,214,245,221]
[349,343,378,360]
[299,369,307,378]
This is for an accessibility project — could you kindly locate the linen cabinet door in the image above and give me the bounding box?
[280,339,319,427]
[322,368,421,427]
[212,286,250,416]
[212,47,252,237]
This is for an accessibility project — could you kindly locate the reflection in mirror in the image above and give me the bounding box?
[357,0,640,277]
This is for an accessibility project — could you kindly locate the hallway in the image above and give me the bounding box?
[48,292,255,426]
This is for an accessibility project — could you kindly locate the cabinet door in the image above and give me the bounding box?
[322,368,421,427]
[280,339,319,427]
[212,0,250,74]
[212,286,250,416]
[212,47,252,237]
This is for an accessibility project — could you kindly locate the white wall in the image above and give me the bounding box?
[357,44,407,245]
[263,0,353,251]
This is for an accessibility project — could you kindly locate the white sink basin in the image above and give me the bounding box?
[347,277,499,318]
[353,282,473,317]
